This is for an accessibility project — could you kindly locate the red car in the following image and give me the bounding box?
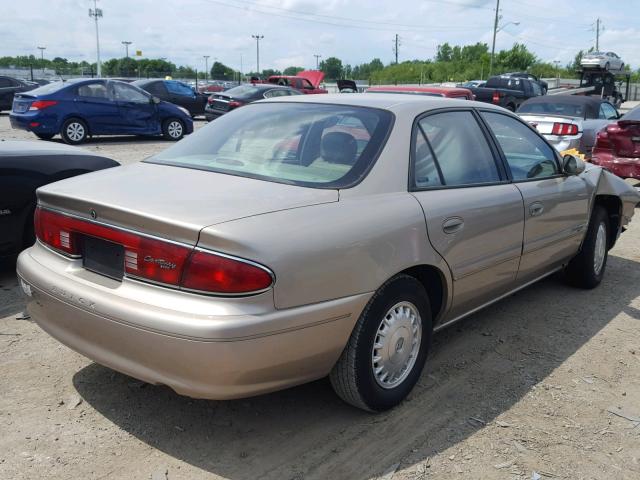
[591,107,640,180]
[266,70,327,94]
[365,85,474,100]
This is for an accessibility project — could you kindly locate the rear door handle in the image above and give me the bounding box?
[442,217,464,234]
[529,202,544,217]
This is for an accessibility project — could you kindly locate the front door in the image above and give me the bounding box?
[479,110,590,283]
[110,82,159,134]
[164,80,201,115]
[410,110,524,321]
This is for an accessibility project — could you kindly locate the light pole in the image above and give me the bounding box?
[553,60,561,87]
[122,41,132,58]
[88,0,103,76]
[252,35,264,76]
[203,55,210,83]
[37,46,46,73]
[313,54,322,70]
[489,6,519,76]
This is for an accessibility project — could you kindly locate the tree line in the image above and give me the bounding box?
[1,42,637,83]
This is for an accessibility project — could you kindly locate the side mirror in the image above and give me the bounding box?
[151,96,160,104]
[562,154,586,175]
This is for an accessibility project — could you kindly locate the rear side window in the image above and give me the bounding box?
[415,111,500,187]
[0,78,11,87]
[145,82,166,95]
[599,103,618,120]
[481,111,559,180]
[165,81,194,96]
[77,83,108,98]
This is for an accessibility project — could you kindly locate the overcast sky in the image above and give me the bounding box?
[3,0,640,73]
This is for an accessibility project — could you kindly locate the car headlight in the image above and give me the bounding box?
[177,106,190,116]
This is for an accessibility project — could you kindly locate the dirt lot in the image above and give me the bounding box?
[1,114,640,480]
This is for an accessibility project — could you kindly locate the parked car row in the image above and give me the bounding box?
[14,93,639,414]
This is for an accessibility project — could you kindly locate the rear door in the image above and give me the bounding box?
[480,110,590,283]
[164,80,200,114]
[110,82,159,134]
[410,109,524,321]
[73,81,120,134]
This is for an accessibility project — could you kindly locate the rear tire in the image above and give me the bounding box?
[330,275,432,412]
[564,205,609,289]
[162,118,184,141]
[35,133,55,140]
[61,118,88,145]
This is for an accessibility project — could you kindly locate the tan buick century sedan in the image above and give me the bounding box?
[17,94,640,411]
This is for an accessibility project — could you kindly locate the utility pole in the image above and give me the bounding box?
[313,54,322,70]
[240,54,243,84]
[489,0,500,76]
[37,46,46,73]
[88,0,103,77]
[252,35,264,76]
[122,41,132,58]
[203,55,210,82]
[393,34,400,64]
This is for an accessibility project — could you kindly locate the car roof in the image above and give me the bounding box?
[367,86,472,96]
[256,92,506,115]
[521,94,606,107]
[0,140,98,157]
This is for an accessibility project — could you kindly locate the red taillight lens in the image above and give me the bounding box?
[182,250,273,294]
[551,123,579,136]
[228,100,244,108]
[594,129,612,150]
[29,100,58,110]
[492,91,500,104]
[34,207,274,294]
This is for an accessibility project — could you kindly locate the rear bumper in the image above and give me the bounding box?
[204,107,225,121]
[9,112,59,134]
[591,153,640,180]
[17,242,369,399]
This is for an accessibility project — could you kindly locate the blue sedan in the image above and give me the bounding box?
[10,78,193,144]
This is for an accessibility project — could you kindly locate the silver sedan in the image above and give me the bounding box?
[17,94,640,411]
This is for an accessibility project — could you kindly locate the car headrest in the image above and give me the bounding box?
[321,131,357,165]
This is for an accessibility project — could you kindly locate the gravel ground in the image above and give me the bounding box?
[1,114,640,480]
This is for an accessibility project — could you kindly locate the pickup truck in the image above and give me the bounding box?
[266,70,328,94]
[468,75,544,111]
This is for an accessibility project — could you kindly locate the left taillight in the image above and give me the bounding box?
[34,207,274,295]
[29,100,58,111]
[551,122,579,136]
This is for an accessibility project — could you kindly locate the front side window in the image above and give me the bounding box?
[165,81,194,96]
[481,111,559,180]
[147,103,393,188]
[111,83,149,103]
[417,111,500,186]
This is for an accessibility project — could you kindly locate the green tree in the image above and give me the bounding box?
[210,61,235,79]
[283,66,304,75]
[319,56,343,80]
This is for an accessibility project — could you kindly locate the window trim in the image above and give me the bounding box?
[408,107,509,192]
[476,108,565,183]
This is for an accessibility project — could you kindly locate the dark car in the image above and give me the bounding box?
[205,84,301,121]
[133,79,208,117]
[591,106,640,180]
[9,79,193,144]
[0,76,38,112]
[504,72,548,94]
[468,75,544,111]
[0,141,118,261]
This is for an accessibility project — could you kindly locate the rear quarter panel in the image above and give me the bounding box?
[197,193,451,311]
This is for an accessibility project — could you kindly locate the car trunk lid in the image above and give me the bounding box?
[12,93,37,113]
[36,161,339,246]
[518,114,582,136]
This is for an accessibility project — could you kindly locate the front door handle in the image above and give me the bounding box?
[529,202,544,217]
[442,217,464,234]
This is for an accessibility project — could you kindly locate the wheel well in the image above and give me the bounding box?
[594,195,622,249]
[399,265,446,322]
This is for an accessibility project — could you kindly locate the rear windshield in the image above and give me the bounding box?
[518,102,586,118]
[147,103,393,188]
[485,77,524,89]
[26,81,69,95]
[223,85,264,98]
[622,106,640,121]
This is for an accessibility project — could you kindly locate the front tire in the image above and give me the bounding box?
[564,205,609,289]
[162,118,184,141]
[61,118,88,145]
[330,275,432,412]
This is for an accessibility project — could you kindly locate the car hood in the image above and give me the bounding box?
[35,161,338,245]
[298,70,325,88]
[337,79,358,92]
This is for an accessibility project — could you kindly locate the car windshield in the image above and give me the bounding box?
[146,103,393,188]
[518,102,586,118]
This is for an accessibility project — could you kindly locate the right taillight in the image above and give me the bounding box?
[34,206,273,295]
[182,250,273,294]
[551,122,579,136]
[492,91,500,104]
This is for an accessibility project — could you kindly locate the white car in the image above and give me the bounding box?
[581,52,624,71]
